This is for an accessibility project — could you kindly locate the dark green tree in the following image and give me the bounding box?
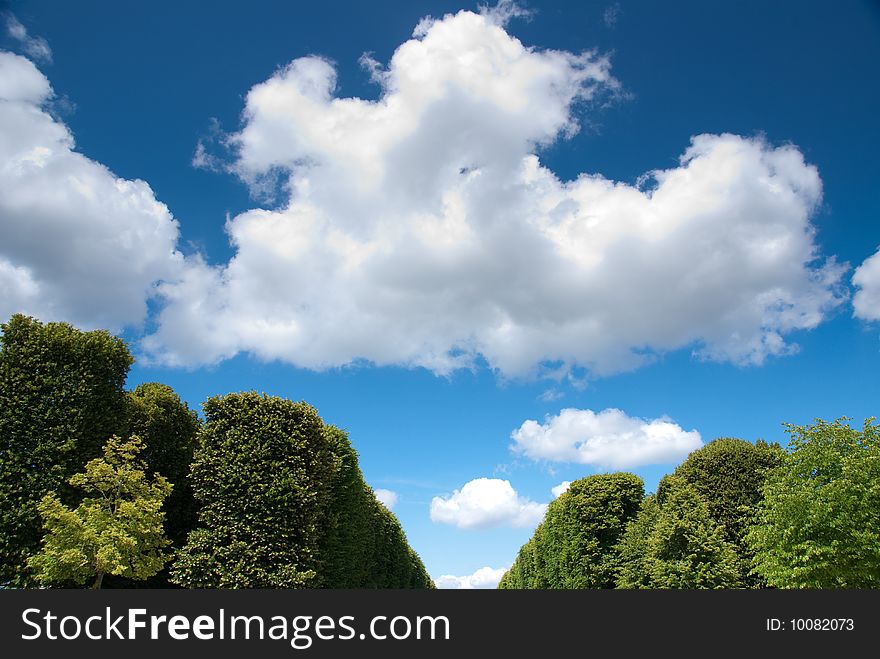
[319,425,432,588]
[125,383,200,547]
[102,383,201,588]
[27,435,171,588]
[614,495,661,589]
[540,473,644,588]
[667,438,784,586]
[640,476,740,589]
[498,535,544,589]
[498,473,643,589]
[0,314,132,586]
[170,393,338,588]
[747,418,880,588]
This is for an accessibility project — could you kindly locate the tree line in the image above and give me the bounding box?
[499,423,880,589]
[0,314,433,588]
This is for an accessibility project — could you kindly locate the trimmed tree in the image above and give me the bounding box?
[748,418,880,588]
[668,438,784,586]
[319,425,432,588]
[27,435,172,588]
[170,393,337,588]
[640,476,740,589]
[498,473,643,589]
[125,383,200,547]
[614,495,661,589]
[0,314,132,586]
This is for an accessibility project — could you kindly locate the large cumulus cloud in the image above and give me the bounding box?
[0,51,184,331]
[144,7,843,376]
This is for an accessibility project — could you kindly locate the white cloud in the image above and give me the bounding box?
[539,388,564,402]
[0,51,185,331]
[511,408,702,469]
[603,4,622,28]
[853,247,880,321]
[435,566,508,589]
[5,15,52,63]
[142,7,844,378]
[430,478,546,530]
[551,480,571,498]
[374,488,398,509]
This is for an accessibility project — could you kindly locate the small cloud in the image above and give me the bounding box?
[551,481,571,498]
[435,566,508,589]
[480,0,533,27]
[603,3,622,28]
[430,478,547,530]
[5,14,52,63]
[853,246,880,322]
[511,407,702,469]
[539,388,564,402]
[191,118,228,172]
[374,488,398,510]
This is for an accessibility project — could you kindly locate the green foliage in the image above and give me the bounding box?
[27,435,172,588]
[665,438,784,586]
[170,393,432,589]
[101,383,201,588]
[170,393,337,588]
[319,426,432,588]
[0,314,132,586]
[747,418,880,588]
[614,495,661,589]
[498,535,544,589]
[637,476,740,589]
[498,473,643,589]
[125,383,201,546]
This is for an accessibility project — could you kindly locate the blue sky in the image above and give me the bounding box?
[1,0,879,588]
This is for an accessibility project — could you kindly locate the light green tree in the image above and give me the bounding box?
[747,418,880,588]
[27,435,172,589]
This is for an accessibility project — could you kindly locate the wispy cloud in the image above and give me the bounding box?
[603,3,622,28]
[5,14,52,63]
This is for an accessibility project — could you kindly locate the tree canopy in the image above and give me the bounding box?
[0,314,132,586]
[498,473,643,589]
[170,392,433,589]
[663,438,784,585]
[747,418,880,588]
[27,435,172,588]
[319,425,432,588]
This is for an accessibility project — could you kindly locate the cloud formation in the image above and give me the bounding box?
[4,15,52,63]
[374,488,398,510]
[143,7,843,377]
[852,247,880,322]
[0,52,184,331]
[430,477,546,529]
[511,408,702,468]
[435,566,508,589]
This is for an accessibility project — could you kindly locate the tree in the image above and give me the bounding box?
[318,425,432,588]
[498,473,643,589]
[667,438,784,586]
[101,382,201,588]
[747,418,880,588]
[170,393,339,588]
[124,383,200,547]
[639,476,740,589]
[0,314,132,586]
[27,435,172,588]
[614,495,661,589]
[498,535,544,589]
